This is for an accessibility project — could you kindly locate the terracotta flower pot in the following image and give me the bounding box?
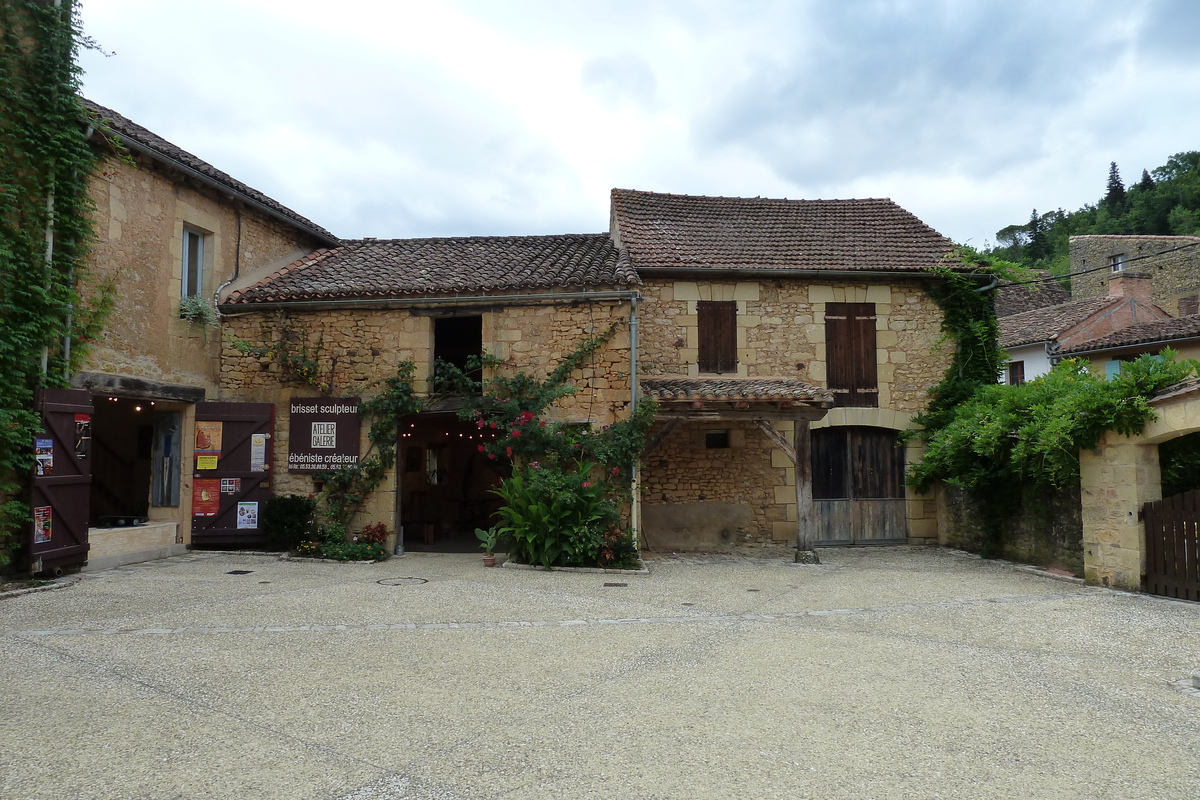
[482,554,496,567]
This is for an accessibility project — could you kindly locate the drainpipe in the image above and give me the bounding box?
[629,293,641,549]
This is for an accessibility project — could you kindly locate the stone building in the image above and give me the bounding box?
[35,102,969,568]
[219,189,958,553]
[31,101,338,572]
[1070,234,1200,315]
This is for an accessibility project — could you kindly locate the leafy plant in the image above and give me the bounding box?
[178,294,217,326]
[0,1,105,571]
[475,525,502,554]
[261,493,316,551]
[492,461,620,568]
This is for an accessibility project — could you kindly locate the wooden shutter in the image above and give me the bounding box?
[826,302,878,407]
[849,427,905,499]
[30,388,94,571]
[697,301,737,373]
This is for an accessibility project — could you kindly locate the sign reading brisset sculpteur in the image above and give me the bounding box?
[287,397,361,472]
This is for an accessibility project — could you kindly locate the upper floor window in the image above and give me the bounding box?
[1109,253,1127,273]
[697,300,737,373]
[1007,361,1025,386]
[182,227,206,298]
[433,315,483,388]
[825,302,878,407]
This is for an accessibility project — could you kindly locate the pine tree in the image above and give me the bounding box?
[1104,161,1127,210]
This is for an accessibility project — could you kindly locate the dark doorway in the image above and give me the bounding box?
[89,396,155,526]
[399,413,506,552]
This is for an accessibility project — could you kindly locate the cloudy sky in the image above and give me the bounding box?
[77,0,1200,247]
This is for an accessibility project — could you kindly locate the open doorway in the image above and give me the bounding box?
[89,396,155,526]
[399,413,506,552]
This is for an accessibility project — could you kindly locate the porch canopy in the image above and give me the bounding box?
[639,378,833,560]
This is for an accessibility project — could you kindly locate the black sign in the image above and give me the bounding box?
[287,398,361,472]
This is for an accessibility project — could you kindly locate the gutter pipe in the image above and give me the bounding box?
[219,289,641,315]
[629,294,641,549]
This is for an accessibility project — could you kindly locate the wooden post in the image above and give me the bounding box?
[793,419,819,564]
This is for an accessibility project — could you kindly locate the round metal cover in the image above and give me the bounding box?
[376,577,429,586]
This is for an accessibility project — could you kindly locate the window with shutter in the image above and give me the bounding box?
[697,300,737,373]
[825,302,878,407]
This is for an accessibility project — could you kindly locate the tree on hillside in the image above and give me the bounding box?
[1104,161,1126,211]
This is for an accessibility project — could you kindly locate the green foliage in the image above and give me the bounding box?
[0,1,104,571]
[436,324,653,568]
[987,151,1200,268]
[178,295,217,326]
[911,353,1198,495]
[261,493,316,551]
[492,461,620,568]
[475,525,502,554]
[914,249,1016,432]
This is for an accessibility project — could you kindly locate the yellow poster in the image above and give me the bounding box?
[194,420,222,465]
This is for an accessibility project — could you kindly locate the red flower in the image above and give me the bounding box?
[488,453,496,460]
[477,445,486,453]
[511,429,521,437]
[611,467,619,476]
[540,421,547,427]
[582,481,592,488]
[489,422,497,429]
[476,421,484,429]
[506,447,513,457]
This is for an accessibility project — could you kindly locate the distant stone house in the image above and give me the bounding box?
[1070,234,1200,316]
[999,273,1170,383]
[1059,313,1200,373]
[30,101,338,572]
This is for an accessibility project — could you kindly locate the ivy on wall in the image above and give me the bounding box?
[0,0,107,570]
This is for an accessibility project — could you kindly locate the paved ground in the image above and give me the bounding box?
[2,547,1198,800]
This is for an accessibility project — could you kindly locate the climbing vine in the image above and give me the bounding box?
[0,0,105,570]
[230,311,330,393]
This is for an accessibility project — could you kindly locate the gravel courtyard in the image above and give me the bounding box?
[2,547,1198,799]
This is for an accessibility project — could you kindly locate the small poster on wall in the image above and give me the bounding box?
[236,501,259,529]
[192,479,220,517]
[34,439,53,476]
[74,414,91,459]
[194,421,223,470]
[33,506,52,543]
[250,433,268,472]
[221,478,241,494]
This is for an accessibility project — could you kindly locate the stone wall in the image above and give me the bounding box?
[84,151,322,394]
[636,278,949,413]
[937,483,1083,573]
[641,420,787,548]
[1070,235,1200,314]
[220,298,634,528]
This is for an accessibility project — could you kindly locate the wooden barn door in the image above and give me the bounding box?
[30,388,94,572]
[812,426,906,545]
[1142,490,1200,601]
[190,402,273,547]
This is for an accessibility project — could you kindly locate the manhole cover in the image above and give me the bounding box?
[226,570,253,575]
[376,577,429,586]
[603,582,627,587]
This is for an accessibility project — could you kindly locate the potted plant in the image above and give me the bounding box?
[475,525,502,567]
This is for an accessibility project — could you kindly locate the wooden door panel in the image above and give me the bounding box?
[30,388,94,571]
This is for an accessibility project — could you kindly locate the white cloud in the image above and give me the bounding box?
[77,0,1200,245]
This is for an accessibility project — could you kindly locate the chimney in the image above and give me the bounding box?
[1108,272,1153,303]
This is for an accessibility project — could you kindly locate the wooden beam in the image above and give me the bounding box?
[752,420,796,464]
[642,418,684,458]
[793,419,819,563]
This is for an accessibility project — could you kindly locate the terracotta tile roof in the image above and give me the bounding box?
[1059,314,1200,355]
[1151,376,1200,404]
[994,271,1071,317]
[998,296,1121,348]
[83,99,338,245]
[641,378,833,404]
[226,234,637,303]
[611,188,957,273]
